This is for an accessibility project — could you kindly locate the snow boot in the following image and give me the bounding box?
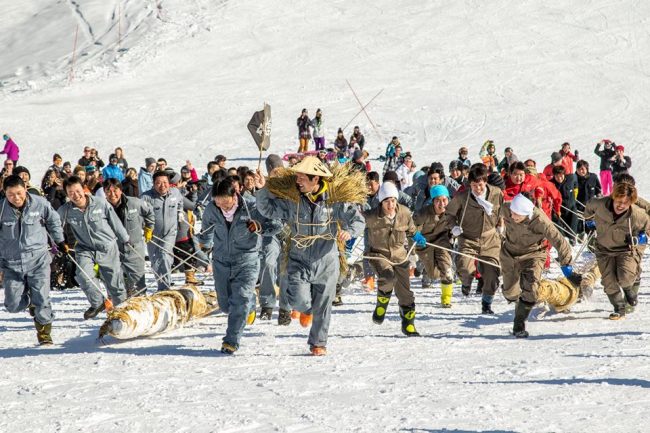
[440,283,453,308]
[623,285,639,313]
[421,273,432,289]
[220,342,237,355]
[34,320,53,345]
[372,291,391,325]
[475,277,484,295]
[399,306,420,337]
[481,295,494,315]
[278,309,291,326]
[512,300,534,338]
[28,304,35,318]
[461,284,471,296]
[607,292,626,320]
[83,302,106,320]
[184,271,204,286]
[259,307,273,321]
[332,286,343,306]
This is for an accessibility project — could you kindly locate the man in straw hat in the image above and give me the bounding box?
[256,156,365,356]
[500,193,574,337]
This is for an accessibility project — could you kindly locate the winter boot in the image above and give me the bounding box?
[260,307,273,321]
[278,309,291,326]
[481,295,494,315]
[475,277,484,295]
[421,273,432,288]
[607,292,626,320]
[461,284,472,296]
[290,310,301,320]
[399,306,420,337]
[28,304,35,318]
[332,285,343,306]
[512,300,534,338]
[184,271,204,286]
[83,302,106,320]
[440,283,453,308]
[220,342,237,355]
[310,345,327,356]
[623,284,639,313]
[363,276,376,292]
[34,320,53,345]
[372,291,391,325]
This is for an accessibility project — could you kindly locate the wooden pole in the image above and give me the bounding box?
[118,2,122,50]
[346,80,384,144]
[68,25,79,84]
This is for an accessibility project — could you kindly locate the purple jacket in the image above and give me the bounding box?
[1,139,19,161]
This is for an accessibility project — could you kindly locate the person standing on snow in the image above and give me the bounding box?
[583,182,649,320]
[297,108,313,153]
[364,182,423,336]
[102,154,125,182]
[138,157,157,196]
[103,178,154,297]
[256,156,365,356]
[445,163,504,314]
[58,176,130,319]
[414,185,455,308]
[0,175,64,345]
[349,126,366,151]
[558,142,579,175]
[312,109,325,151]
[499,194,574,338]
[141,170,197,291]
[594,139,616,195]
[1,134,20,164]
[611,145,632,178]
[197,177,281,354]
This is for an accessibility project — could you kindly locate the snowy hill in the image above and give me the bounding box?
[1,1,650,432]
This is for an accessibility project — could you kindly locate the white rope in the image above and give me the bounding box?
[424,241,502,270]
[150,234,210,267]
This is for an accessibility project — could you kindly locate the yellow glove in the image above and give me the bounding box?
[144,227,153,243]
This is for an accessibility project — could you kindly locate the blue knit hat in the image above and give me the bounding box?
[429,185,450,200]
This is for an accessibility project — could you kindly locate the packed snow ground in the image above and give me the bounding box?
[2,0,650,432]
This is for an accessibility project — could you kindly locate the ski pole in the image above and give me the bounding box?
[561,204,585,220]
[425,242,502,270]
[555,217,579,242]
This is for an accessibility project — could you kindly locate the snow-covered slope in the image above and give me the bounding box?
[2,1,650,432]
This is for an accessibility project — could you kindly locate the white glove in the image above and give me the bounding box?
[451,226,463,238]
[497,225,505,236]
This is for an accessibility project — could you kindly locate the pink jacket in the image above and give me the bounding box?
[1,138,19,161]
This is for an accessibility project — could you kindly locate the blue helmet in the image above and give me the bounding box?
[429,185,450,200]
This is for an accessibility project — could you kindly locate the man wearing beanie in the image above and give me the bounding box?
[500,194,573,337]
[138,157,157,196]
[364,182,424,336]
[542,151,563,181]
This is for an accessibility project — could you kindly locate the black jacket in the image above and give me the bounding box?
[611,155,632,177]
[594,143,615,171]
[552,174,578,210]
[576,172,601,211]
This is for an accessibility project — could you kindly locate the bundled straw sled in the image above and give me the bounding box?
[535,277,580,312]
[98,285,218,340]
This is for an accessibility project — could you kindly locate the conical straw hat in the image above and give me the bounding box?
[291,156,332,178]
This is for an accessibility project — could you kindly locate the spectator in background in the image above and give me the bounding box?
[156,158,167,171]
[102,154,125,182]
[575,160,601,236]
[1,159,14,177]
[62,162,72,179]
[41,168,66,209]
[594,139,616,196]
[114,147,128,173]
[296,108,313,153]
[395,152,416,189]
[50,154,63,174]
[138,157,156,196]
[497,147,518,173]
[78,146,93,167]
[611,145,632,178]
[215,155,227,169]
[382,144,403,177]
[334,128,348,154]
[122,168,139,197]
[350,126,366,151]
[455,146,471,168]
[1,134,20,164]
[543,151,563,181]
[559,142,578,174]
[312,109,325,151]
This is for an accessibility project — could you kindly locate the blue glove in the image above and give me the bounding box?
[561,265,573,278]
[585,220,596,230]
[412,231,427,248]
[638,231,648,245]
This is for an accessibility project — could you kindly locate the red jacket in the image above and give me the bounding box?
[542,163,555,181]
[560,150,578,174]
[503,174,544,202]
[537,176,562,217]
